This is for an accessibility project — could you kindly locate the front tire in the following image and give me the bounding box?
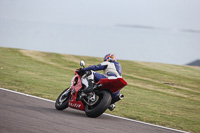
[55,88,71,110]
[85,91,112,118]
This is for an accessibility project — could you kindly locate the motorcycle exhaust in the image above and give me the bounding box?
[111,94,124,104]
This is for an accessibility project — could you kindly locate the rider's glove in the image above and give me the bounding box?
[77,68,84,72]
[76,68,85,76]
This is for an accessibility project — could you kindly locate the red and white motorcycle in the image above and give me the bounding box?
[55,60,127,118]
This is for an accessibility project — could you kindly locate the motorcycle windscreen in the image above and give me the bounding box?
[97,78,127,93]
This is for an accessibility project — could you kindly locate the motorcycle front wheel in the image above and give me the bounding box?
[85,90,111,118]
[55,88,71,110]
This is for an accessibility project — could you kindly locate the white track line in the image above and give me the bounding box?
[0,88,189,133]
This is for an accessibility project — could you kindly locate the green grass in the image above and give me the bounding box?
[0,47,200,133]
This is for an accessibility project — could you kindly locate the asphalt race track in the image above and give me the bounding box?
[0,88,188,133]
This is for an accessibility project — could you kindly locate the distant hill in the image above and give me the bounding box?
[187,59,200,66]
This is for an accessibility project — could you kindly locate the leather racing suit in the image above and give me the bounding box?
[83,61,122,97]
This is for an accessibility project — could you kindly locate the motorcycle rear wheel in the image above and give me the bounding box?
[55,88,71,110]
[85,90,111,118]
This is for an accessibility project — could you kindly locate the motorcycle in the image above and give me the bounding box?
[55,60,127,118]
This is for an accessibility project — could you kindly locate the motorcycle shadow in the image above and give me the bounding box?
[55,108,112,120]
[11,104,110,119]
[55,108,86,118]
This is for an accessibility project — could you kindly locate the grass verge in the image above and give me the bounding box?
[0,47,200,133]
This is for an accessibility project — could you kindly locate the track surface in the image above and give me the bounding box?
[0,89,188,133]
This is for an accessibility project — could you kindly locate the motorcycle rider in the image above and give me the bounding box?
[78,53,122,111]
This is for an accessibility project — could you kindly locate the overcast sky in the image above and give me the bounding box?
[0,0,200,65]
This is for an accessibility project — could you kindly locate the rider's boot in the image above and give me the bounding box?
[108,103,115,111]
[83,79,94,93]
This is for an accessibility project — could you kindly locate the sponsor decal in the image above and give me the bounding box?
[69,103,81,108]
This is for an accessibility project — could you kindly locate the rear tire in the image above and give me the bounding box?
[55,88,71,110]
[85,91,111,118]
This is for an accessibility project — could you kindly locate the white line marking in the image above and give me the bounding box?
[0,88,189,133]
[103,113,189,133]
[0,88,55,103]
